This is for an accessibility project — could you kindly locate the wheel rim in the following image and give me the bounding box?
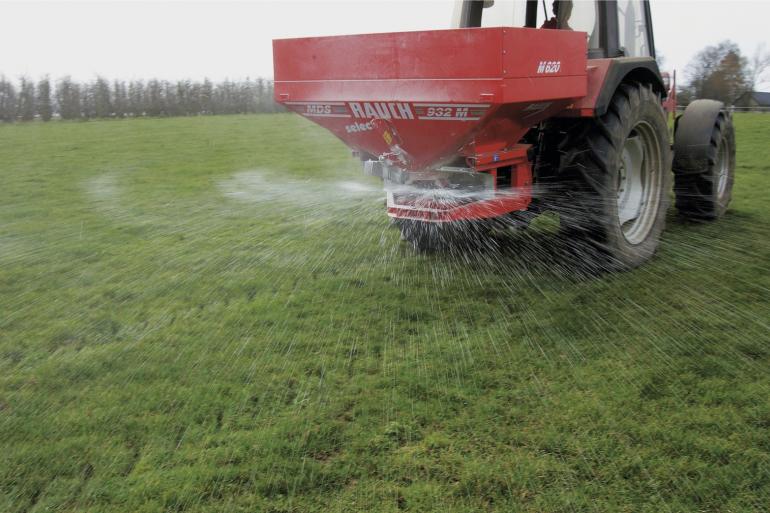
[716,137,730,199]
[616,121,662,245]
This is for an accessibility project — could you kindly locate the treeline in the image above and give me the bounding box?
[678,41,769,106]
[0,76,282,122]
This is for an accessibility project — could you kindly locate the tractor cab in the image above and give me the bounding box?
[454,0,656,61]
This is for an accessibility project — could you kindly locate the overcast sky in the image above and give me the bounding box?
[1,0,768,88]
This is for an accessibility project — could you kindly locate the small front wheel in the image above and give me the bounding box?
[673,101,736,220]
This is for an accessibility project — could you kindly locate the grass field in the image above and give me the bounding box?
[1,113,769,512]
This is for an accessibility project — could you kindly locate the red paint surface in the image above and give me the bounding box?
[386,145,532,222]
[274,27,588,171]
[273,27,589,221]
[561,59,612,116]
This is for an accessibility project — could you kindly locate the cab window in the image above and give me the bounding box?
[477,0,526,27]
[617,0,651,57]
[457,1,601,54]
[565,1,600,51]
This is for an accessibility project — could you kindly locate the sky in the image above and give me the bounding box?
[0,0,768,88]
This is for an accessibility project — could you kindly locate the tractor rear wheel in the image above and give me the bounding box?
[552,82,672,270]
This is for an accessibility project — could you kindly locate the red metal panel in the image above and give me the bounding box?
[388,194,530,222]
[273,27,591,220]
[500,76,586,103]
[274,28,504,81]
[275,79,505,104]
[387,146,532,222]
[274,28,587,102]
[501,27,587,79]
[562,59,612,115]
[273,27,589,170]
[275,76,585,104]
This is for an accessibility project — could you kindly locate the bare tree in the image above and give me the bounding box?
[92,76,112,118]
[145,79,163,116]
[17,77,36,121]
[748,43,770,91]
[113,80,127,118]
[0,76,17,122]
[163,81,179,117]
[80,82,95,119]
[37,76,53,121]
[200,78,213,115]
[128,80,145,117]
[685,40,750,104]
[56,77,81,120]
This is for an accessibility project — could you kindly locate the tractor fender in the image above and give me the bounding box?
[672,99,725,171]
[593,58,666,116]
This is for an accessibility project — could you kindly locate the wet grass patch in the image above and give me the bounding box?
[0,113,769,512]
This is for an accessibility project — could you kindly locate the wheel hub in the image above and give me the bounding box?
[716,141,729,199]
[616,122,662,245]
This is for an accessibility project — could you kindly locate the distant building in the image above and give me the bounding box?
[733,91,770,109]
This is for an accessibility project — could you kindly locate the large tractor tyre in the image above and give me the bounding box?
[672,100,735,220]
[553,82,672,270]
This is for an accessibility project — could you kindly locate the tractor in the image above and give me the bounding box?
[273,0,736,269]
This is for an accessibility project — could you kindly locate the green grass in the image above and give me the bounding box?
[1,113,768,512]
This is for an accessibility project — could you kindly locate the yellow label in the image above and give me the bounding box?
[382,131,393,145]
